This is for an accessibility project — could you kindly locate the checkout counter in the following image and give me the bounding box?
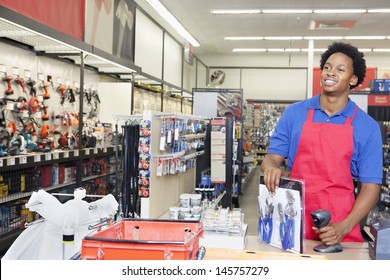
[204,235,370,260]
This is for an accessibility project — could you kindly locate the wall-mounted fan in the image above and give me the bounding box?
[210,70,225,86]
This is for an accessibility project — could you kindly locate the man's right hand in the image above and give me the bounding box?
[260,154,285,195]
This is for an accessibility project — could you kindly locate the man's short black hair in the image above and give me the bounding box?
[320,41,366,89]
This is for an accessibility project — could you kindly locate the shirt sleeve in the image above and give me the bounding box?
[357,124,383,184]
[267,107,292,158]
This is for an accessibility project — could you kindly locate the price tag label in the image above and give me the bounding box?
[0,159,3,167]
[7,158,15,166]
[94,148,98,154]
[38,72,44,81]
[53,153,59,160]
[35,155,41,162]
[64,151,69,158]
[103,147,107,153]
[85,148,90,155]
[74,150,79,156]
[24,69,31,78]
[6,102,14,110]
[12,67,19,75]
[37,95,44,102]
[21,156,27,164]
[56,77,62,84]
[45,153,52,161]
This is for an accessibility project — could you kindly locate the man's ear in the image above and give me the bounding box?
[350,75,358,86]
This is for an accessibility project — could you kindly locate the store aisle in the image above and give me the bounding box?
[239,166,261,236]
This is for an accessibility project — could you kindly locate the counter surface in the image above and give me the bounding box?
[204,235,370,260]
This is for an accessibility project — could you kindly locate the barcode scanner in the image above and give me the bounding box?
[310,209,343,253]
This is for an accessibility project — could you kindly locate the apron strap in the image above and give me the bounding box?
[307,105,358,125]
[306,109,315,122]
[345,105,359,125]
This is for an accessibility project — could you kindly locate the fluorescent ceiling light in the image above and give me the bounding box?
[373,49,390,52]
[367,9,390,13]
[225,36,263,40]
[232,48,390,53]
[301,48,328,52]
[264,36,303,40]
[262,9,312,14]
[233,48,266,52]
[145,0,200,47]
[267,48,285,52]
[304,36,343,40]
[344,36,386,40]
[314,9,366,14]
[211,9,261,15]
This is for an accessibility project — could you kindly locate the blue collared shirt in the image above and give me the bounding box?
[267,94,383,184]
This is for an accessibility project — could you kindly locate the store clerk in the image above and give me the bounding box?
[261,42,383,244]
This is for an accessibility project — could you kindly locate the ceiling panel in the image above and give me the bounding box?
[136,0,390,55]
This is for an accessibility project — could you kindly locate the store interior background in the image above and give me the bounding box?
[0,0,390,258]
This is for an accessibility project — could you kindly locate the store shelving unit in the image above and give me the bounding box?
[244,100,295,166]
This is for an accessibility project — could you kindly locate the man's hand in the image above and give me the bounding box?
[260,153,285,194]
[312,221,350,245]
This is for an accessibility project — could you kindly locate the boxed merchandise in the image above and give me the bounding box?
[102,123,113,146]
[81,219,203,260]
[199,223,247,250]
[40,166,52,188]
[370,79,390,93]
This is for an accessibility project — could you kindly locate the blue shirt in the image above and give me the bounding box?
[267,94,383,184]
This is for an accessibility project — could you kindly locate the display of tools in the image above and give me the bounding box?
[15,76,27,95]
[3,75,14,95]
[258,197,273,244]
[278,190,297,251]
[41,103,49,121]
[27,79,37,97]
[58,84,66,105]
[41,81,50,99]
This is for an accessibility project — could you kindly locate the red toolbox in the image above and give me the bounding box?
[81,219,203,260]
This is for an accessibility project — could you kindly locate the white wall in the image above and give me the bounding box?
[98,83,132,126]
[198,52,390,101]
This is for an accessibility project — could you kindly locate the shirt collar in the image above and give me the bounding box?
[308,94,356,118]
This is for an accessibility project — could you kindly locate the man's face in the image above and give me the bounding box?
[321,52,357,95]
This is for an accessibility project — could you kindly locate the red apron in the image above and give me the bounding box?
[289,106,363,242]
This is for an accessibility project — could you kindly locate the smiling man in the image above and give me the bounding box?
[261,42,383,244]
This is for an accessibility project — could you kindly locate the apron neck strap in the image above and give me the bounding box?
[345,105,359,125]
[306,105,358,125]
